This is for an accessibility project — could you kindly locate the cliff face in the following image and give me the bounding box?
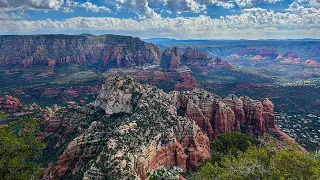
[0,35,162,68]
[183,47,211,61]
[175,91,277,140]
[160,47,234,70]
[0,95,24,113]
[41,76,210,180]
[40,76,298,179]
[160,47,182,68]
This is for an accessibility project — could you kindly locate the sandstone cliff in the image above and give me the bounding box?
[0,34,162,69]
[40,76,298,179]
[159,47,233,70]
[160,47,182,68]
[41,76,209,180]
[183,47,211,61]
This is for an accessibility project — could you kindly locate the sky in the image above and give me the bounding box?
[0,0,319,39]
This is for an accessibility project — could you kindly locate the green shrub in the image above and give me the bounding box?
[193,132,320,180]
[0,117,46,180]
[147,166,182,180]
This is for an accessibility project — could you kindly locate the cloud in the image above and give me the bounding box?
[234,0,283,8]
[0,0,64,10]
[111,0,285,19]
[297,0,320,8]
[0,11,24,20]
[0,4,318,39]
[62,7,74,13]
[0,0,112,13]
[286,2,319,15]
[309,0,320,7]
[79,2,111,13]
[64,1,112,13]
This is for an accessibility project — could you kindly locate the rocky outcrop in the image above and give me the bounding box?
[183,48,233,69]
[186,56,234,70]
[258,49,279,60]
[0,96,41,118]
[40,76,298,179]
[213,57,234,69]
[103,67,198,92]
[0,34,162,69]
[103,68,168,83]
[0,95,24,113]
[41,76,210,180]
[160,47,182,68]
[183,47,211,61]
[305,59,320,66]
[277,52,320,66]
[160,47,233,70]
[236,48,279,60]
[174,90,279,140]
[236,48,259,56]
[173,73,199,91]
[283,51,298,59]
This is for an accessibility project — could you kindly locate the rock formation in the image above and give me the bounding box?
[258,49,279,59]
[41,76,210,180]
[276,52,320,66]
[213,57,235,69]
[236,48,259,56]
[0,34,162,69]
[236,48,279,59]
[173,73,199,91]
[103,66,198,92]
[159,47,233,70]
[160,47,182,68]
[0,95,41,118]
[0,95,24,113]
[40,76,299,179]
[305,59,320,66]
[235,48,279,61]
[183,47,211,61]
[103,68,168,83]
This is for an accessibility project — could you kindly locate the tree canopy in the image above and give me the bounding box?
[193,132,320,180]
[0,115,46,180]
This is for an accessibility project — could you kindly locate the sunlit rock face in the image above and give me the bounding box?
[41,76,210,180]
[0,34,162,69]
[40,76,298,179]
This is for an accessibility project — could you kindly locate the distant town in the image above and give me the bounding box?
[275,112,320,150]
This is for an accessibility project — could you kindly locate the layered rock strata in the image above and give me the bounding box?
[0,34,162,68]
[41,76,210,180]
[41,76,298,179]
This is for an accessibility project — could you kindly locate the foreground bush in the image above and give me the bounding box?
[0,116,46,180]
[193,133,320,180]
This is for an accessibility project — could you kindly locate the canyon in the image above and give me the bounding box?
[0,35,316,179]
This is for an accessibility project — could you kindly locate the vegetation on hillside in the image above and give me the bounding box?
[192,132,320,180]
[0,113,46,180]
[147,166,182,180]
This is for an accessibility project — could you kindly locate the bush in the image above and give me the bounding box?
[147,166,182,180]
[193,132,320,180]
[0,117,46,180]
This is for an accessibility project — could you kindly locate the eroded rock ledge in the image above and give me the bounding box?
[41,76,299,180]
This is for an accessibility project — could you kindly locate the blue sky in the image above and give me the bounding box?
[0,0,319,39]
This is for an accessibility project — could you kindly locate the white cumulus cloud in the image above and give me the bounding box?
[0,3,319,39]
[0,0,64,10]
[110,0,286,19]
[79,2,111,13]
[297,0,320,7]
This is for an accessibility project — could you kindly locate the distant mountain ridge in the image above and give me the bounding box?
[146,38,320,62]
[0,34,162,69]
[0,34,237,70]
